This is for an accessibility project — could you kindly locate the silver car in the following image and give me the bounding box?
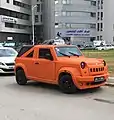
[0,47,18,73]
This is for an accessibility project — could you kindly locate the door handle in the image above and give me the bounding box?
[35,62,39,65]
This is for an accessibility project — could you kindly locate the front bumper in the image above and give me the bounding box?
[74,73,109,89]
[0,67,14,74]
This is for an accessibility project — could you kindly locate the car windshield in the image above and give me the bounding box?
[0,48,17,57]
[55,46,82,57]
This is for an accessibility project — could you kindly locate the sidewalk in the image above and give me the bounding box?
[106,77,114,87]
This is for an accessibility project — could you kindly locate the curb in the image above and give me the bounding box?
[105,82,114,87]
[109,77,114,80]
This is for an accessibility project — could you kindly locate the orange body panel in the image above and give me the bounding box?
[15,45,109,90]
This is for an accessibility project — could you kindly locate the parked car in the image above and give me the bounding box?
[95,45,114,50]
[42,38,65,45]
[15,45,109,93]
[84,45,96,50]
[0,47,18,73]
[0,43,3,47]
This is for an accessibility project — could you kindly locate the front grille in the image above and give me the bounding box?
[90,67,104,72]
[1,68,14,72]
[91,80,106,85]
[6,63,15,66]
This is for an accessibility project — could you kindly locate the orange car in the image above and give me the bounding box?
[15,45,109,93]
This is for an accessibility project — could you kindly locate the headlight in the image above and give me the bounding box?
[103,60,106,66]
[80,62,86,69]
[0,62,4,66]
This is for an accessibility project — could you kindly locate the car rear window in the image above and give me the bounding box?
[17,46,33,57]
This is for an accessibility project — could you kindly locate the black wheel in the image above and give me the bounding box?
[16,69,27,85]
[59,75,77,94]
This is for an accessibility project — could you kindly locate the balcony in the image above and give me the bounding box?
[55,16,96,24]
[55,4,96,13]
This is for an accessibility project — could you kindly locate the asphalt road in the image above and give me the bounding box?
[0,75,114,120]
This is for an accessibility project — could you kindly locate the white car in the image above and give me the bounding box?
[0,43,3,47]
[0,47,18,73]
[96,45,114,50]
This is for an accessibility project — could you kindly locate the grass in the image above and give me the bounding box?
[82,50,114,77]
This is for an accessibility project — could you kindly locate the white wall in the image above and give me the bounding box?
[103,0,114,44]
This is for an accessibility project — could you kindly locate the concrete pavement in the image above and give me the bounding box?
[0,75,114,120]
[106,77,114,86]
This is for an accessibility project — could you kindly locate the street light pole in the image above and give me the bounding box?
[31,5,37,45]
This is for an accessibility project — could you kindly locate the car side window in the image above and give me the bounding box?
[26,51,34,58]
[39,48,53,60]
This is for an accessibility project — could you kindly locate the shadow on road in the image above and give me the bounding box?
[0,73,15,77]
[6,80,103,97]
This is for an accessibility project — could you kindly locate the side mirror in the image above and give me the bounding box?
[45,54,53,61]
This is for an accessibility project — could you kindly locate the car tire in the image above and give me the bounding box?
[59,74,77,94]
[16,69,27,85]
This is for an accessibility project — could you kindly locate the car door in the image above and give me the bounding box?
[34,48,55,82]
[23,50,36,78]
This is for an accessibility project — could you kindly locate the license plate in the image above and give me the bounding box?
[9,66,14,69]
[94,77,105,82]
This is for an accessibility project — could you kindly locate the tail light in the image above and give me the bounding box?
[80,62,86,69]
[103,60,106,66]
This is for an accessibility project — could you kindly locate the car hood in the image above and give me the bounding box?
[0,56,16,63]
[58,57,103,65]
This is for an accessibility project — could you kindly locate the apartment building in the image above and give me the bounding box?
[97,0,114,44]
[0,0,31,43]
[1,0,113,45]
[41,0,97,45]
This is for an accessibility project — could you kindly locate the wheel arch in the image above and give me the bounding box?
[57,67,81,85]
[58,72,72,80]
[15,64,27,77]
[16,66,23,71]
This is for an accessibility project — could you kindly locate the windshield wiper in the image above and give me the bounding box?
[69,51,79,57]
[58,51,70,58]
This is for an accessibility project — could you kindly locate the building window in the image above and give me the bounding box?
[101,23,103,31]
[55,12,59,16]
[62,12,66,16]
[37,4,40,12]
[90,12,96,17]
[40,15,42,22]
[98,0,100,9]
[5,22,31,30]
[97,12,100,20]
[101,0,103,9]
[100,35,103,40]
[0,8,30,20]
[35,15,39,22]
[55,0,59,4]
[97,36,99,40]
[90,37,96,42]
[91,1,96,6]
[90,24,96,29]
[7,0,10,3]
[55,23,59,28]
[62,0,71,4]
[113,37,114,42]
[101,12,103,20]
[65,23,71,28]
[13,0,31,9]
[97,23,100,31]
